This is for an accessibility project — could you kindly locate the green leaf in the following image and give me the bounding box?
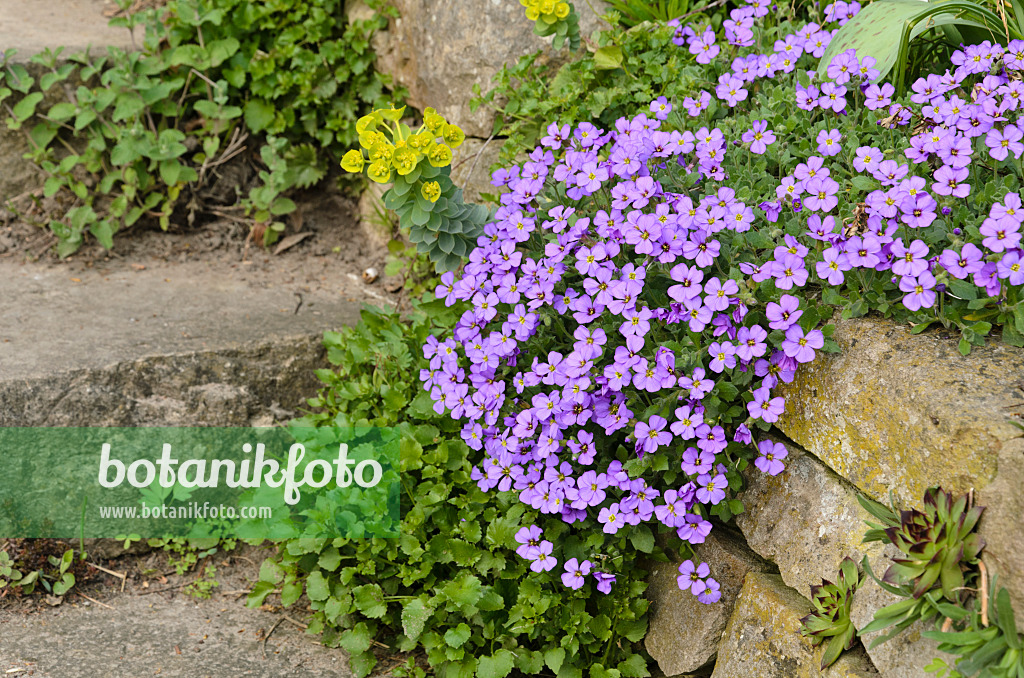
[169,44,210,69]
[46,102,77,122]
[244,99,276,133]
[338,622,374,654]
[851,175,876,192]
[353,583,387,618]
[616,654,649,678]
[443,623,472,649]
[89,220,114,250]
[477,650,515,678]
[12,92,43,121]
[207,38,240,67]
[402,598,431,641]
[629,525,655,553]
[545,647,566,673]
[306,571,330,602]
[594,45,624,70]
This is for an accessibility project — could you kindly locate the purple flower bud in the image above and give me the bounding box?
[942,207,952,216]
[953,227,962,235]
[792,198,803,213]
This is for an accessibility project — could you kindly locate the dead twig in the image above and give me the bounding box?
[76,592,114,609]
[979,559,990,627]
[262,617,286,660]
[137,581,191,596]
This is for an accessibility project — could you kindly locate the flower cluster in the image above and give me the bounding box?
[420,0,1024,603]
[341,106,464,185]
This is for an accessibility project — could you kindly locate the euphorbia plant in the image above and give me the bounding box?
[341,106,489,271]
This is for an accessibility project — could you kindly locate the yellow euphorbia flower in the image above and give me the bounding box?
[340,149,365,173]
[408,130,433,151]
[356,112,382,135]
[427,142,453,168]
[367,160,392,184]
[423,108,446,135]
[421,181,441,203]
[392,146,418,176]
[554,1,570,18]
[442,123,465,149]
[359,130,387,150]
[368,141,394,164]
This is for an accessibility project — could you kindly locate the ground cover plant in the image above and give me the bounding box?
[0,0,396,254]
[255,301,653,677]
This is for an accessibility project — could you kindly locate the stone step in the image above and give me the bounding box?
[0,254,390,427]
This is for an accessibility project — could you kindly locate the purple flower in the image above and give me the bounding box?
[695,471,727,505]
[985,125,1024,161]
[530,541,558,573]
[677,559,711,595]
[899,271,937,311]
[561,558,592,590]
[782,326,824,363]
[755,440,788,475]
[594,571,616,594]
[650,96,672,121]
[748,385,785,422]
[742,120,777,154]
[697,578,722,604]
[804,176,840,212]
[863,82,895,111]
[766,294,803,330]
[818,82,848,113]
[635,415,673,455]
[816,129,843,156]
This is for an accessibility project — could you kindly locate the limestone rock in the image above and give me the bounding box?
[372,0,610,138]
[777,318,1024,612]
[646,530,770,675]
[712,572,879,678]
[450,136,504,204]
[735,443,885,598]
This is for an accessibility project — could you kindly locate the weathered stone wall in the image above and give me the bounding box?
[646,317,1024,677]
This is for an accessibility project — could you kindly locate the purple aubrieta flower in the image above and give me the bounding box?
[816,129,842,156]
[561,558,592,590]
[594,571,616,594]
[742,120,777,154]
[782,326,825,363]
[677,559,712,595]
[755,440,788,475]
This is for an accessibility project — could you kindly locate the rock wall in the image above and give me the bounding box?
[646,317,1024,677]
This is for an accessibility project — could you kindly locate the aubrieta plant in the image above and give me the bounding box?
[417,0,1024,605]
[341,106,489,271]
[520,0,582,52]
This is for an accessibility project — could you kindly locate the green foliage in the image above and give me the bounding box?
[924,582,1024,678]
[0,0,397,254]
[820,0,1022,94]
[250,300,655,677]
[0,547,74,597]
[342,107,489,271]
[386,166,490,272]
[605,0,700,27]
[473,19,697,165]
[800,557,863,670]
